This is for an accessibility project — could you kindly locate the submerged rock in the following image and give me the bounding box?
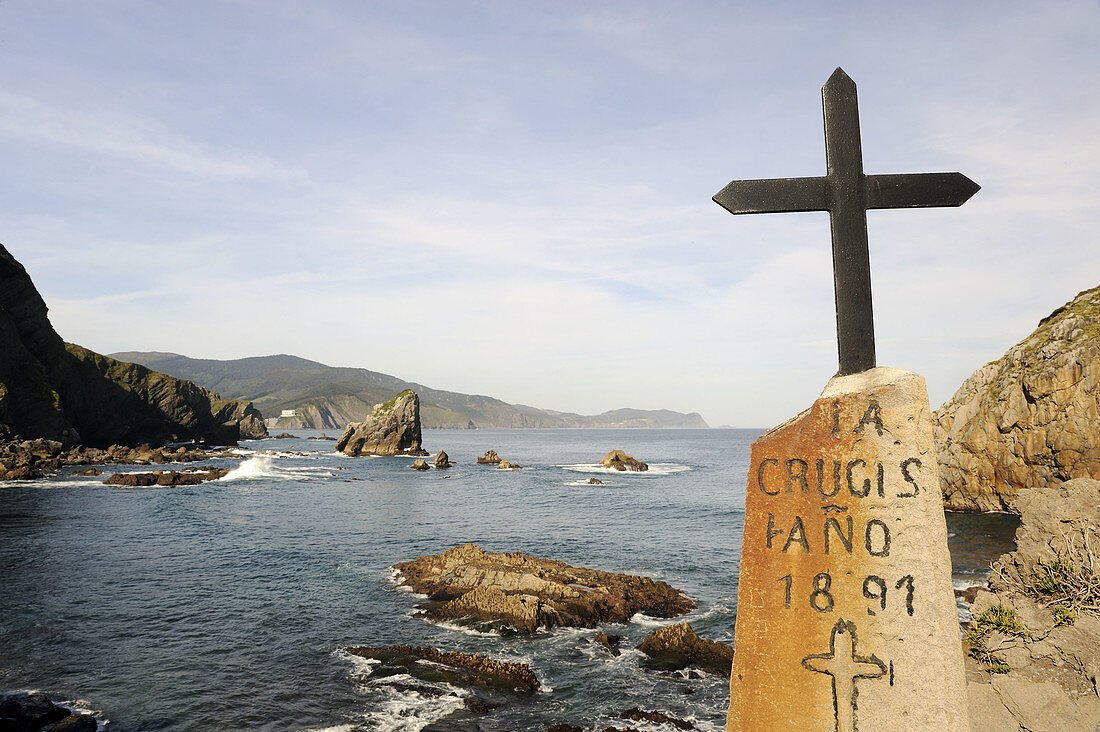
[392,542,695,634]
[335,390,428,457]
[636,622,733,676]
[600,450,648,472]
[934,285,1100,511]
[476,450,502,464]
[496,459,522,470]
[587,477,604,485]
[344,644,539,694]
[433,450,452,468]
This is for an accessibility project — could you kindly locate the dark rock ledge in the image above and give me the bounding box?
[0,691,98,732]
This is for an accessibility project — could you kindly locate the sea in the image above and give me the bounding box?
[0,428,1018,731]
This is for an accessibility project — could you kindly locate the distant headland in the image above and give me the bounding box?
[109,350,710,431]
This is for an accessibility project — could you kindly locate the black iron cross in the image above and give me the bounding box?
[714,68,979,375]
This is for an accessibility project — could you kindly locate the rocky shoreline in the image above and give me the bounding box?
[0,438,238,482]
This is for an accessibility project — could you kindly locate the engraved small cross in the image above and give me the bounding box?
[802,619,887,732]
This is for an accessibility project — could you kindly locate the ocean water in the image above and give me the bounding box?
[0,429,1017,731]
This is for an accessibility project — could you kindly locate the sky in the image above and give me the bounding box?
[1,1,1098,428]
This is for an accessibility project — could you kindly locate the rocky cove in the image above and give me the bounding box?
[0,232,1096,729]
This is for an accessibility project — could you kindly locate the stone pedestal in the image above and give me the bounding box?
[727,368,968,731]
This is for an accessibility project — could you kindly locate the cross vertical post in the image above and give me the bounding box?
[823,70,874,374]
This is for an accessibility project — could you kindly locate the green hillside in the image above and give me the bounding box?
[109,352,709,430]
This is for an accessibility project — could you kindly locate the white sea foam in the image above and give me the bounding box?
[630,612,678,627]
[560,462,691,476]
[564,478,613,486]
[431,619,509,637]
[683,597,735,624]
[218,455,335,482]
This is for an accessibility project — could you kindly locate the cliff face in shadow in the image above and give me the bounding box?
[0,243,266,447]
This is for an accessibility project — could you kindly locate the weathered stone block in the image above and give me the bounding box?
[727,368,968,731]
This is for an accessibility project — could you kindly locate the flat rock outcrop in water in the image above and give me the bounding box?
[344,644,539,694]
[934,285,1100,511]
[335,389,428,457]
[104,466,230,486]
[392,543,695,634]
[600,450,648,472]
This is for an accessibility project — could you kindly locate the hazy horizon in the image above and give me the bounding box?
[3,1,1098,427]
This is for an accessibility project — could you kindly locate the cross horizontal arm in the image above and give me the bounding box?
[865,172,980,209]
[712,177,828,215]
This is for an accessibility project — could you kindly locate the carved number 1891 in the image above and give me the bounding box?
[778,572,915,615]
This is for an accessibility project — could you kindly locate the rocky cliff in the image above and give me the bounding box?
[0,243,267,447]
[934,285,1100,511]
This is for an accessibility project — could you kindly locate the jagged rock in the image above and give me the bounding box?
[344,644,539,693]
[636,622,733,676]
[410,459,430,471]
[963,477,1100,730]
[594,631,621,656]
[497,459,522,469]
[991,477,1099,593]
[587,477,603,485]
[270,432,297,439]
[335,390,428,457]
[0,691,98,731]
[477,450,502,464]
[433,450,453,468]
[104,467,229,486]
[600,450,648,472]
[934,285,1100,511]
[393,543,695,634]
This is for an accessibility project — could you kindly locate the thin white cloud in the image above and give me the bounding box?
[0,92,304,181]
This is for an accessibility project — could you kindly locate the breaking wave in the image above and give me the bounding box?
[560,463,692,476]
[219,455,335,482]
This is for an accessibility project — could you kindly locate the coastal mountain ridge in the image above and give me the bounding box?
[109,351,710,430]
